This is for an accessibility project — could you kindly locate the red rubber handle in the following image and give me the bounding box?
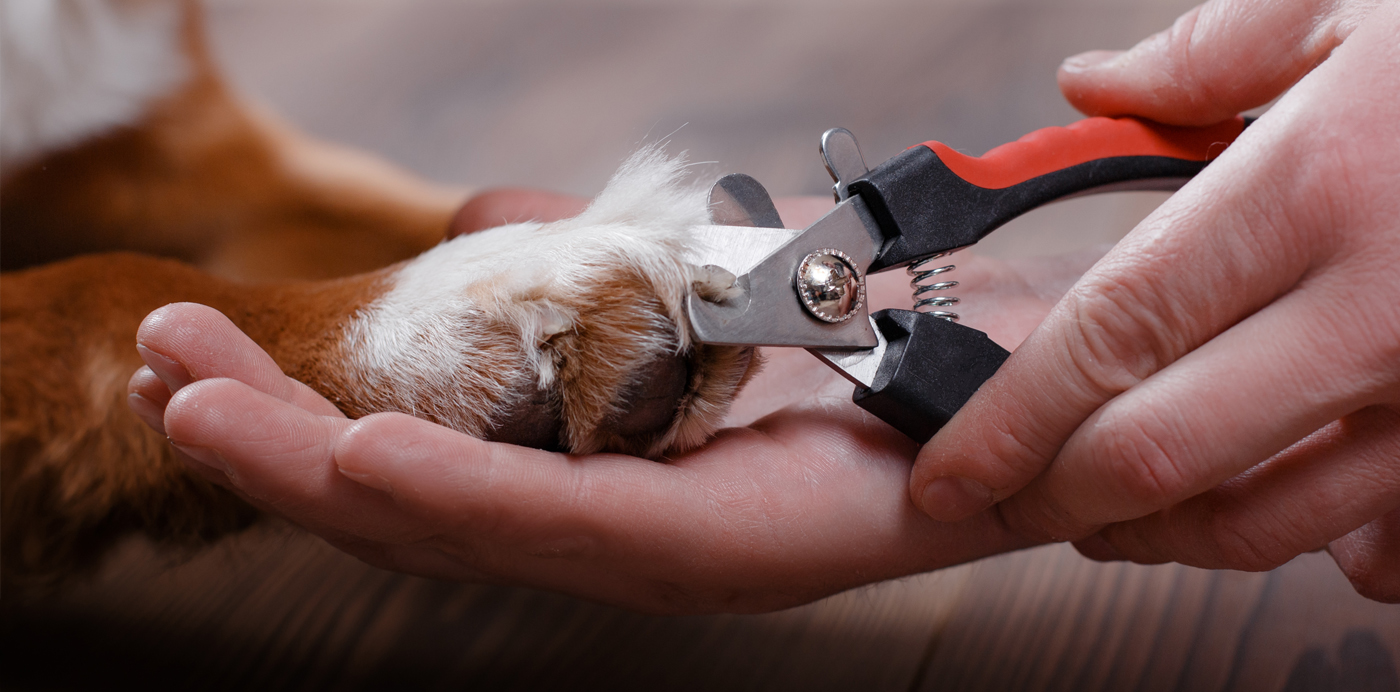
[919,116,1247,190]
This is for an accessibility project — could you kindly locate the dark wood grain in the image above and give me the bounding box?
[5,529,1397,691]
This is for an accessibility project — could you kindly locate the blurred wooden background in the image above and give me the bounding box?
[5,1,1398,689]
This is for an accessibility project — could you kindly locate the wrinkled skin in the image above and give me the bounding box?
[909,0,1400,603]
[128,195,1088,614]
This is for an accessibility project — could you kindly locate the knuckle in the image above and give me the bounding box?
[981,401,1062,483]
[1168,6,1223,112]
[1199,506,1297,572]
[997,493,1093,542]
[1120,5,1218,118]
[1099,499,1299,572]
[1160,8,1204,83]
[1061,276,1185,397]
[920,400,1056,493]
[1330,292,1400,403]
[1084,408,1192,510]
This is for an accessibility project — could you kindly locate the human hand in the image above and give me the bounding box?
[450,187,589,236]
[908,0,1400,601]
[126,196,1085,614]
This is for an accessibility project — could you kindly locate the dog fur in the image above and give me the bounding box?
[0,0,757,588]
[1,0,463,280]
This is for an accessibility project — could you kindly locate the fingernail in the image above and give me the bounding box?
[127,393,166,435]
[1061,50,1123,73]
[137,344,193,392]
[1074,534,1126,562]
[338,466,393,496]
[919,476,994,522]
[170,441,234,481]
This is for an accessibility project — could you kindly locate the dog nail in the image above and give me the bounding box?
[337,466,394,495]
[127,393,167,435]
[137,344,194,391]
[170,441,235,481]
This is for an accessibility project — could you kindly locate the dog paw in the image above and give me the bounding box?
[329,147,758,457]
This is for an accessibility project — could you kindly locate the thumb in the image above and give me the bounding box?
[1058,0,1376,125]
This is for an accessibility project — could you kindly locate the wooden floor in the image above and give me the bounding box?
[6,1,1398,689]
[5,529,1398,691]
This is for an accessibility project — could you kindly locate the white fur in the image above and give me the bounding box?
[342,147,715,434]
[0,0,189,171]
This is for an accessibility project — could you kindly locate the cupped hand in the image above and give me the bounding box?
[126,196,1084,614]
[909,0,1400,602]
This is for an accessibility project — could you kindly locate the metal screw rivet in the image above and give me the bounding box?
[795,249,864,323]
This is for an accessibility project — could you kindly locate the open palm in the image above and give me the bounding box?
[129,197,1086,613]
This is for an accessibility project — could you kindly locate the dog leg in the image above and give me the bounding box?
[2,149,756,586]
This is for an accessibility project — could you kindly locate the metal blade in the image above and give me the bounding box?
[685,224,802,277]
[709,173,785,229]
[686,195,885,349]
[685,174,800,277]
[810,316,886,388]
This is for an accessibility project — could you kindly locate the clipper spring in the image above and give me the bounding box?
[908,253,960,322]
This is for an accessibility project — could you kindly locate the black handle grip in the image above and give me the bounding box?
[849,117,1249,271]
[852,309,1010,443]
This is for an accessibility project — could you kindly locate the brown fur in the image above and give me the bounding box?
[0,2,468,588]
[0,254,385,587]
[0,2,757,589]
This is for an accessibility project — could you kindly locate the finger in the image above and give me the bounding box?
[127,366,171,406]
[334,411,700,558]
[1329,508,1400,603]
[333,411,830,566]
[126,366,171,434]
[335,406,1031,612]
[911,19,1400,525]
[1073,406,1400,571]
[336,412,776,610]
[1057,0,1380,124]
[911,122,1306,522]
[448,188,588,237]
[137,302,343,417]
[162,377,423,543]
[998,261,1400,539]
